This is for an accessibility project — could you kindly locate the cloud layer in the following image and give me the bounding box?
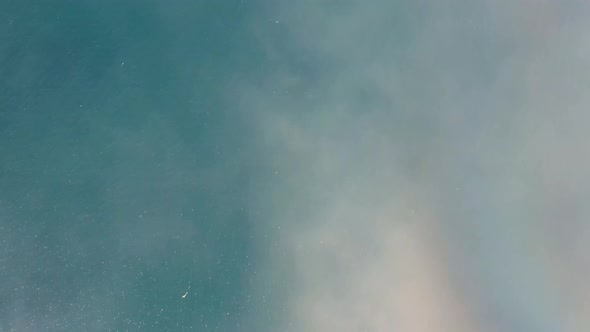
[244,1,590,331]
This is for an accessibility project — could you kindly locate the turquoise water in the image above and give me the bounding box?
[2,1,589,332]
[1,2,273,330]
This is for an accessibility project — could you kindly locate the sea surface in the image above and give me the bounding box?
[2,1,590,332]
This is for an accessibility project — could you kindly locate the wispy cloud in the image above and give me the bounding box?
[243,1,590,331]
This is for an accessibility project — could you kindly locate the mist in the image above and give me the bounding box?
[2,1,590,331]
[243,1,590,331]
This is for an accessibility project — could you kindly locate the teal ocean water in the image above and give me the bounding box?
[3,1,590,332]
[1,2,276,331]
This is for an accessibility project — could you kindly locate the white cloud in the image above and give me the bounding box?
[243,1,590,331]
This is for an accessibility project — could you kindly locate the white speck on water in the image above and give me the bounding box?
[181,282,191,299]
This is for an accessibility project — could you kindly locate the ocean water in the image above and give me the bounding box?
[1,2,272,330]
[2,1,590,331]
